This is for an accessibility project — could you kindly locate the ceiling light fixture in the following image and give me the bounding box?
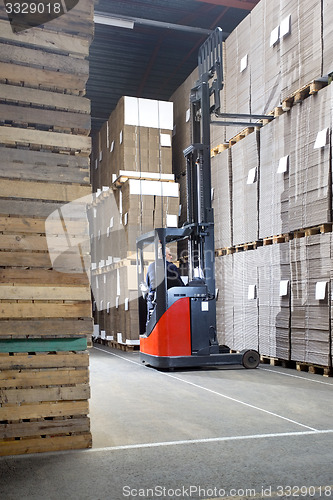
[94,14,134,29]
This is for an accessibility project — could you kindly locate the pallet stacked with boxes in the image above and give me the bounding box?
[0,1,94,455]
[90,96,180,347]
[172,0,333,372]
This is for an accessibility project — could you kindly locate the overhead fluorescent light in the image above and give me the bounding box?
[94,14,134,29]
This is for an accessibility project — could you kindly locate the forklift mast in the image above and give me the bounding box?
[183,27,224,295]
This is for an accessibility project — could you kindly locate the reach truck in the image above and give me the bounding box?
[136,27,263,370]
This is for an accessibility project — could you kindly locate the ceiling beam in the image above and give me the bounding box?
[195,0,258,10]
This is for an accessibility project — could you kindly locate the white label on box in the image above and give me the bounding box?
[124,96,139,126]
[314,128,329,149]
[315,281,327,300]
[166,214,178,227]
[201,301,209,311]
[124,212,128,226]
[240,54,248,72]
[277,155,289,173]
[125,298,129,311]
[126,339,140,346]
[158,100,173,130]
[279,280,289,296]
[99,150,103,162]
[112,173,117,183]
[101,330,106,340]
[248,284,257,300]
[102,186,109,192]
[129,179,179,197]
[138,98,159,128]
[185,108,191,123]
[117,332,123,344]
[106,335,114,341]
[247,167,257,184]
[160,133,171,147]
[110,140,114,152]
[280,14,291,37]
[270,26,280,46]
[119,130,123,144]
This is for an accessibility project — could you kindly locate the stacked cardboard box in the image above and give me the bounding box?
[215,254,234,348]
[289,84,332,231]
[233,251,259,351]
[91,97,180,346]
[232,132,259,246]
[0,1,94,456]
[257,243,291,359]
[225,16,251,139]
[290,234,331,366]
[280,0,322,101]
[323,0,333,77]
[211,149,233,249]
[259,111,291,239]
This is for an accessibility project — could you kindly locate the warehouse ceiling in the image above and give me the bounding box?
[87,0,260,131]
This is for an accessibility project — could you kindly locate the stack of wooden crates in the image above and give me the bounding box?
[0,1,94,455]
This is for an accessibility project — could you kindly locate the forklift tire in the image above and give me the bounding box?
[241,350,260,369]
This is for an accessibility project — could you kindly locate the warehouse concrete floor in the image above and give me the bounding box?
[1,345,333,500]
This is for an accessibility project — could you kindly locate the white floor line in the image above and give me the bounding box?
[259,366,333,386]
[86,429,333,454]
[93,346,318,431]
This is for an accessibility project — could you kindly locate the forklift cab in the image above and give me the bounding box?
[137,226,233,369]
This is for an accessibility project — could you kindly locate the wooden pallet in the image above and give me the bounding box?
[260,356,295,369]
[211,143,229,157]
[229,126,255,147]
[282,80,328,111]
[234,241,261,252]
[260,356,332,377]
[263,233,291,246]
[94,339,139,352]
[293,224,332,239]
[296,362,333,378]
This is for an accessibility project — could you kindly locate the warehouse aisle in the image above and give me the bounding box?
[0,345,332,500]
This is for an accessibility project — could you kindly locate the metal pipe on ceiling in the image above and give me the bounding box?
[94,11,214,35]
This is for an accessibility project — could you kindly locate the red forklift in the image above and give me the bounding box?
[136,28,262,370]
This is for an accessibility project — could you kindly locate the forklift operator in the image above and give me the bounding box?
[146,246,184,321]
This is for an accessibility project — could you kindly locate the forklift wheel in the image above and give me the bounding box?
[242,350,260,369]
